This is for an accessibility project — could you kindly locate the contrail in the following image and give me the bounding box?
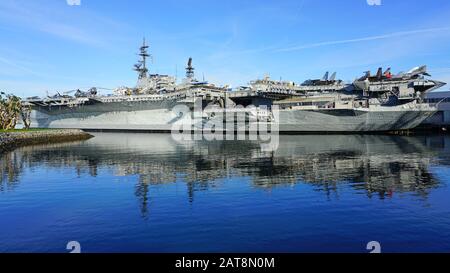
[275,27,450,52]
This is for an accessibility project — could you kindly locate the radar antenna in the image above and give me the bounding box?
[186,57,195,79]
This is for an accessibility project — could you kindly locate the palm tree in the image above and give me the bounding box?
[0,92,31,130]
[21,104,32,130]
[0,92,9,129]
[6,95,21,129]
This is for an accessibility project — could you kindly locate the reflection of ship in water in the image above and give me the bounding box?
[1,133,450,216]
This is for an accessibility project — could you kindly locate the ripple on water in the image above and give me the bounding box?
[1,133,450,252]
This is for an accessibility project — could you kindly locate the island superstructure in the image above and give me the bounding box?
[25,40,446,132]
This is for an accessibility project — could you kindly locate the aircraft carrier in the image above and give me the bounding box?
[25,40,446,133]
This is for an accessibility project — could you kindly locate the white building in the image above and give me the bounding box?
[423,91,450,127]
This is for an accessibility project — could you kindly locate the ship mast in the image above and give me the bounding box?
[186,57,195,80]
[134,38,151,79]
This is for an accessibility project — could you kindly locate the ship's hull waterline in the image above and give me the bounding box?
[29,102,436,133]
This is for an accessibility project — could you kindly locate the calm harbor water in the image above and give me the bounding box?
[1,133,450,253]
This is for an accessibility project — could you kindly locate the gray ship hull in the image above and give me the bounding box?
[274,108,436,132]
[30,101,436,132]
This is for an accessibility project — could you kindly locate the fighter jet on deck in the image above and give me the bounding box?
[301,71,342,86]
[358,66,430,82]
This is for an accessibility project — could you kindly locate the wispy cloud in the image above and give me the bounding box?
[0,0,134,95]
[206,26,450,63]
[0,0,128,48]
[38,23,104,47]
[0,56,44,77]
[275,27,450,52]
[0,53,93,92]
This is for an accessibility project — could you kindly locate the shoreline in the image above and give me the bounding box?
[0,129,94,154]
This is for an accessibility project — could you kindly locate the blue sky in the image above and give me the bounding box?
[1,0,450,97]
